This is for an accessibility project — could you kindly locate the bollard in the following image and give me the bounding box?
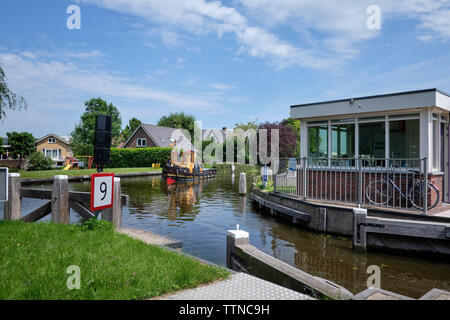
[102,177,122,228]
[4,173,21,220]
[51,175,70,224]
[239,172,247,195]
[353,207,367,251]
[226,226,249,270]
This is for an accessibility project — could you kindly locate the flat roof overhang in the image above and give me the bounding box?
[290,88,450,120]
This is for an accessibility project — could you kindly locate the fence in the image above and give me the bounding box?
[3,173,127,227]
[274,158,438,214]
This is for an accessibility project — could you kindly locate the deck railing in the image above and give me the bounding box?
[274,157,435,214]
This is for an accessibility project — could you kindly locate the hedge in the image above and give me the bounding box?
[105,147,172,168]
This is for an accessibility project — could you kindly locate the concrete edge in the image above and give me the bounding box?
[118,227,183,250]
[351,288,415,300]
[419,288,450,300]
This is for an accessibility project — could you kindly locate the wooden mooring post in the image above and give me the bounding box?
[51,175,70,224]
[102,177,122,228]
[4,173,21,220]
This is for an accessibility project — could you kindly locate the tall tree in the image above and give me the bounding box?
[258,121,298,158]
[282,118,300,158]
[0,65,27,121]
[121,117,142,143]
[234,119,259,132]
[70,98,122,156]
[6,131,35,168]
[157,112,196,141]
[0,137,4,155]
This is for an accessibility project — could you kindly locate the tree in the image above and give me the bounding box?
[0,136,3,155]
[258,121,298,158]
[157,112,196,141]
[6,131,35,168]
[282,118,300,158]
[0,65,27,121]
[28,151,53,171]
[234,119,259,132]
[121,117,142,143]
[71,98,122,156]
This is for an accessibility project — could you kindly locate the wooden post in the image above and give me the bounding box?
[102,177,122,228]
[51,175,70,224]
[4,173,21,220]
[239,172,247,195]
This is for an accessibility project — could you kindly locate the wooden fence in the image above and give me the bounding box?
[3,173,128,227]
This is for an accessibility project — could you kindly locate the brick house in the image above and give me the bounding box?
[122,123,196,153]
[289,89,450,209]
[36,133,73,167]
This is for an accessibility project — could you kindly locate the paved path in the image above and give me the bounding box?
[160,272,314,300]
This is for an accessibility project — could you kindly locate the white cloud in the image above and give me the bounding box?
[208,83,235,90]
[76,0,340,70]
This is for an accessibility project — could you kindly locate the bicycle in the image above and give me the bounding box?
[365,169,439,210]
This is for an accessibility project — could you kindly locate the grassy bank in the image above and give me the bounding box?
[213,163,260,175]
[0,221,229,299]
[18,167,161,179]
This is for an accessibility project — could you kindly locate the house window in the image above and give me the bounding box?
[137,138,147,147]
[308,125,328,158]
[389,119,419,159]
[45,150,52,158]
[359,122,385,159]
[48,138,56,144]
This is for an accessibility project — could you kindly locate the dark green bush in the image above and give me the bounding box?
[106,147,172,168]
[80,216,114,232]
[28,151,53,171]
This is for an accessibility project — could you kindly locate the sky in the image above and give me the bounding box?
[1,0,450,138]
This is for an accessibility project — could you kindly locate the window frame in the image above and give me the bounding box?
[137,138,147,147]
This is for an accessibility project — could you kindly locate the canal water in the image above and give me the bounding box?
[6,173,450,298]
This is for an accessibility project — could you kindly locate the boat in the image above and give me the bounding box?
[163,140,216,181]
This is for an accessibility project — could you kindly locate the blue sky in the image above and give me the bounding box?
[1,0,450,138]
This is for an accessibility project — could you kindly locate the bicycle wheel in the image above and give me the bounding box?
[409,182,440,210]
[365,179,393,205]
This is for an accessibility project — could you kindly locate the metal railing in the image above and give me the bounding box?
[274,157,435,214]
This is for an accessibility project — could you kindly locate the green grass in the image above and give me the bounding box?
[18,167,161,179]
[0,221,230,299]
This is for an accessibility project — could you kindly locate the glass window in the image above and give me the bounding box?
[389,119,419,159]
[308,126,328,158]
[45,150,52,158]
[137,138,147,147]
[332,124,355,158]
[359,122,385,159]
[433,118,440,170]
[52,150,58,159]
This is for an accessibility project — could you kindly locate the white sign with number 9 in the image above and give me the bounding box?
[90,173,114,211]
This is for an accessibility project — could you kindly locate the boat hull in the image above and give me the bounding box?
[163,165,217,181]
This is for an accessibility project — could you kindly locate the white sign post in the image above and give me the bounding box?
[0,168,8,202]
[90,172,114,211]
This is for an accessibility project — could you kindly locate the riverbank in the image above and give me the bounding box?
[18,167,162,179]
[0,220,229,299]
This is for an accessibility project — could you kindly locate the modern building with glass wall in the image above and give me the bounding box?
[290,88,450,206]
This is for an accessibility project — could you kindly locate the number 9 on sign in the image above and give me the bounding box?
[90,173,114,211]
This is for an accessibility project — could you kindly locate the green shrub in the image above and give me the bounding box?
[80,216,114,232]
[106,147,172,168]
[27,151,53,171]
